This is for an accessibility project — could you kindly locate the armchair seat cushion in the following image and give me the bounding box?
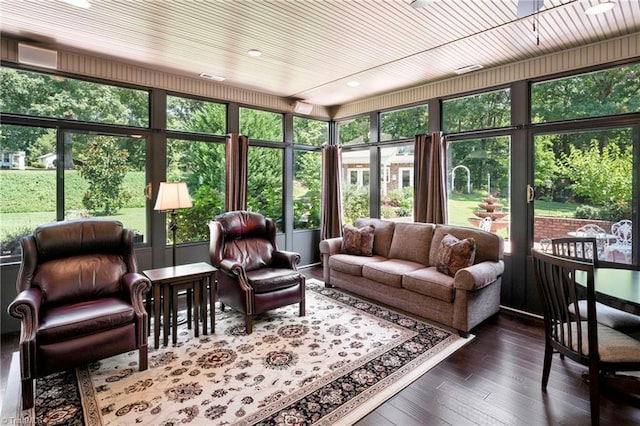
[247,268,303,293]
[38,297,135,344]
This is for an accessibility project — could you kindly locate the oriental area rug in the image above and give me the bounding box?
[17,279,472,425]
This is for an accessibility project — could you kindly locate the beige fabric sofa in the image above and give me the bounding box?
[319,218,504,335]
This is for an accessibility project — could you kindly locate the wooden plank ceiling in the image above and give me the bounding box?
[1,0,639,107]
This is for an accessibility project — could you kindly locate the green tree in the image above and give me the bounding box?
[294,151,322,228]
[338,116,370,144]
[532,64,640,123]
[76,136,132,215]
[558,141,632,207]
[248,147,283,224]
[342,184,369,225]
[442,89,510,133]
[380,105,428,141]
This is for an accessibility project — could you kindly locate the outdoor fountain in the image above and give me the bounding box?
[467,195,509,232]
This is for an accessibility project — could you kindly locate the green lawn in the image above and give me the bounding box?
[0,207,147,243]
[0,168,580,246]
[447,192,577,240]
[0,169,147,243]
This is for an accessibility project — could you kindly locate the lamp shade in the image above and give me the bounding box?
[154,182,192,211]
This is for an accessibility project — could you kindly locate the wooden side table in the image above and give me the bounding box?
[143,262,217,348]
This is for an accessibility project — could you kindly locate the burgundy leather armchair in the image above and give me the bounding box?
[209,211,305,334]
[7,219,151,409]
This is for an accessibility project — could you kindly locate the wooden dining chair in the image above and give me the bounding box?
[551,237,640,331]
[531,249,640,426]
[551,237,599,264]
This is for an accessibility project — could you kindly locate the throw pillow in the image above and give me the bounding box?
[436,233,476,277]
[341,225,375,256]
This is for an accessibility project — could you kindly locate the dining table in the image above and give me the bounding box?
[574,266,640,396]
[575,267,640,315]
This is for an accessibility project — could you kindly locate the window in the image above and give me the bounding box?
[533,128,633,264]
[342,149,370,225]
[293,150,321,230]
[380,145,414,221]
[167,95,226,135]
[442,88,510,133]
[380,104,428,141]
[293,117,326,230]
[338,115,370,145]
[531,63,640,124]
[63,132,147,242]
[293,117,328,146]
[166,139,226,243]
[0,67,149,127]
[248,146,283,231]
[240,107,283,142]
[446,136,511,244]
[0,125,57,258]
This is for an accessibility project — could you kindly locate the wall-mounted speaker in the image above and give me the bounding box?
[293,101,313,115]
[18,43,58,69]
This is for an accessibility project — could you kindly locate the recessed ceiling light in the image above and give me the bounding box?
[62,0,91,8]
[199,72,225,81]
[247,49,262,57]
[346,81,360,87]
[585,1,615,15]
[454,64,484,75]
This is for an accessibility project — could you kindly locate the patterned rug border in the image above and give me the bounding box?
[21,278,473,425]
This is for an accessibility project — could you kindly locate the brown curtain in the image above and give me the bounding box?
[225,133,248,211]
[426,131,447,223]
[413,132,447,224]
[413,134,429,223]
[321,145,343,239]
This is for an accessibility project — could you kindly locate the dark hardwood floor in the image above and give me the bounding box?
[2,266,639,425]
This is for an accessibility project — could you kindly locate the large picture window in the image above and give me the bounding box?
[338,116,370,145]
[293,117,326,230]
[446,136,511,244]
[166,139,226,243]
[531,63,640,124]
[240,108,283,142]
[248,146,283,231]
[442,88,510,133]
[532,128,633,264]
[379,105,428,141]
[342,149,370,225]
[1,67,149,127]
[380,144,414,220]
[63,132,147,240]
[293,117,328,146]
[167,95,226,135]
[0,125,57,258]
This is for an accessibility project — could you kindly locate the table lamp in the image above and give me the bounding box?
[154,181,193,266]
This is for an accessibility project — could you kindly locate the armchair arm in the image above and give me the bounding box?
[454,260,504,291]
[272,250,301,269]
[219,259,252,292]
[319,237,343,256]
[8,287,42,340]
[122,272,151,314]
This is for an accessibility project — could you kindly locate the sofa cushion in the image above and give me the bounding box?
[430,225,503,265]
[341,224,375,256]
[329,254,385,276]
[388,222,435,266]
[402,267,455,302]
[435,234,476,277]
[362,259,424,288]
[355,218,395,258]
